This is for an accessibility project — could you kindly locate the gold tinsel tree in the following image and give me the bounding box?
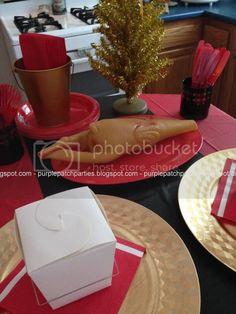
[89,0,171,105]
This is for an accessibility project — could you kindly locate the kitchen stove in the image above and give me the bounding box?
[70,7,98,25]
[0,0,100,73]
[0,0,119,98]
[14,12,63,33]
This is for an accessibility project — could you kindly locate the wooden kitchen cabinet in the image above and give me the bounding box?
[145,18,202,94]
[202,21,229,109]
[221,56,236,117]
[224,25,236,118]
[145,16,236,118]
[203,23,230,48]
[203,18,236,116]
[202,19,231,111]
[220,22,236,117]
[146,47,194,94]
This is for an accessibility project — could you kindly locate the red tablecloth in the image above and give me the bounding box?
[1,94,236,227]
[141,94,236,155]
[0,142,43,228]
[0,93,236,314]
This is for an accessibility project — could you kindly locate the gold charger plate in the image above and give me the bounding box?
[178,148,236,271]
[0,195,200,314]
[98,196,200,314]
[0,220,21,283]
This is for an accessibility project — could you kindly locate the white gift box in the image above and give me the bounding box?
[15,187,116,310]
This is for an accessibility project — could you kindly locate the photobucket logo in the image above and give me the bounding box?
[34,140,81,172]
[92,141,144,157]
[92,140,199,157]
[153,140,199,156]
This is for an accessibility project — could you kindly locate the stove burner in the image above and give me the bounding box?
[70,7,98,25]
[14,12,63,33]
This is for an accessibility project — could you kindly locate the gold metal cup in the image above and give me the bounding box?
[14,56,71,127]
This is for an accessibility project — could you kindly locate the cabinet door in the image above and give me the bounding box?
[145,46,195,94]
[203,23,231,110]
[220,56,236,118]
[228,58,236,118]
[226,27,236,117]
[144,18,202,94]
[203,24,229,48]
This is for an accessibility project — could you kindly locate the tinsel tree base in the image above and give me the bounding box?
[113,97,148,115]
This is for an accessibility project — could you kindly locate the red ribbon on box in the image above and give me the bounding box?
[0,237,145,314]
[211,158,236,224]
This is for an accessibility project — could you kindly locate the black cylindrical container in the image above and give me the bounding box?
[180,77,213,120]
[0,122,24,165]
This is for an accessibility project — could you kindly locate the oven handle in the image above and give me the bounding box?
[67,49,95,70]
[71,57,90,64]
[71,62,75,75]
[67,49,78,74]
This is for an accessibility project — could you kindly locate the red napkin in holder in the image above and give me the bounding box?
[19,33,67,70]
[211,158,236,224]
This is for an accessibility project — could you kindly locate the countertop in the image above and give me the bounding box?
[162,0,236,24]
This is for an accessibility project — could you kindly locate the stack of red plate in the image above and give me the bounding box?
[15,93,100,140]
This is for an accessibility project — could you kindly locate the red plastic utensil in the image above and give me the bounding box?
[197,43,214,87]
[206,50,230,86]
[192,41,230,88]
[192,41,214,87]
[192,40,204,86]
[199,48,220,87]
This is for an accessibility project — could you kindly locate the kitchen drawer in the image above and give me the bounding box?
[162,18,202,50]
[203,24,229,48]
[65,33,100,51]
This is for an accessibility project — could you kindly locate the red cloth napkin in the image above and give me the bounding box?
[211,158,236,224]
[0,237,145,314]
[19,33,67,70]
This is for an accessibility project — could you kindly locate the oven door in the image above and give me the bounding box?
[65,32,100,74]
[66,32,119,97]
[67,47,94,73]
